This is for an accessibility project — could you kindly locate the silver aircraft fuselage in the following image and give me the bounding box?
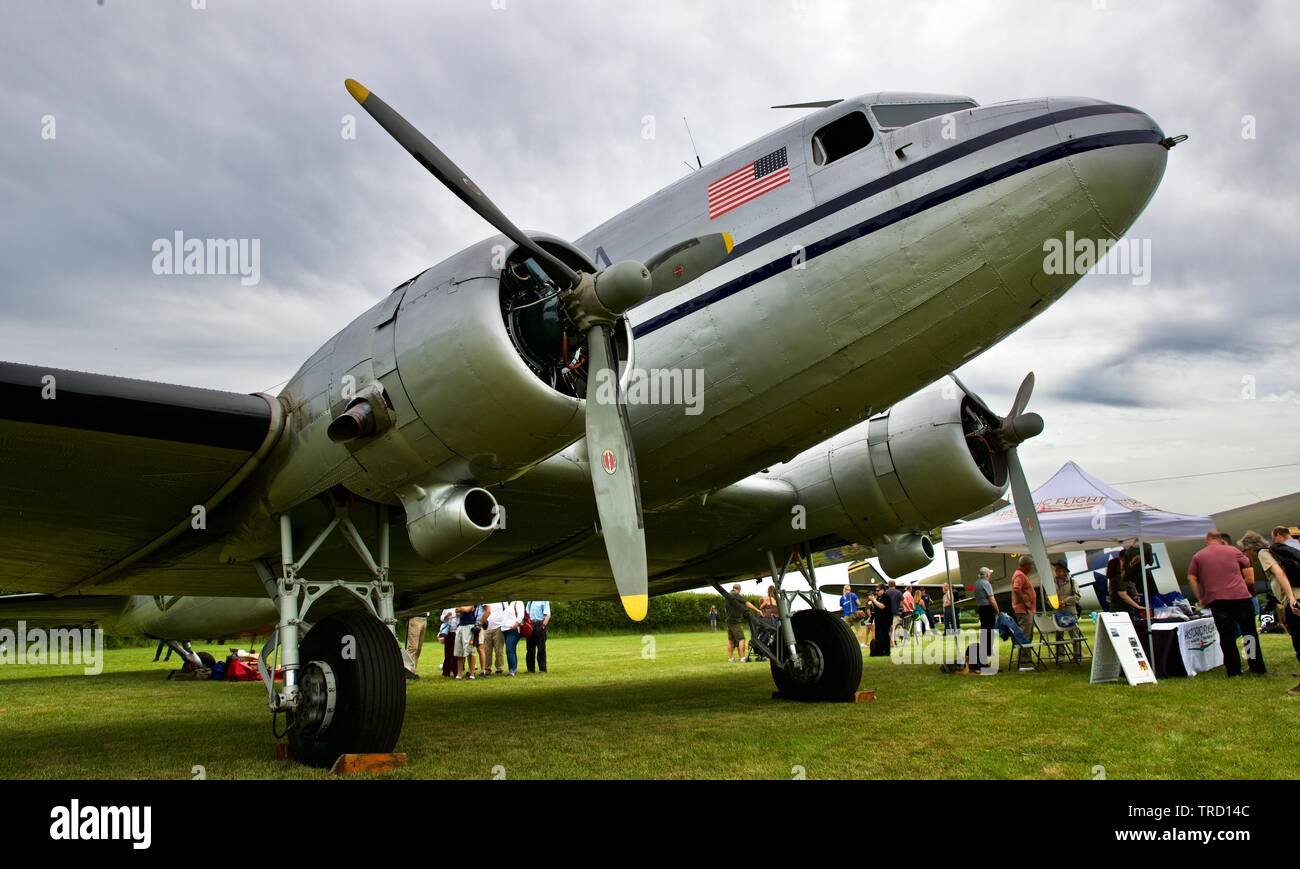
[67,92,1170,629]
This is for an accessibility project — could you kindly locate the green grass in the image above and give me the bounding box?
[1,630,1296,779]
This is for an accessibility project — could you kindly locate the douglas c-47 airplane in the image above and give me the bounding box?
[0,81,1176,765]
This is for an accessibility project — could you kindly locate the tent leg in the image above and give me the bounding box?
[1138,531,1155,664]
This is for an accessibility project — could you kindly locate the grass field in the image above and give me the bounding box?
[1,629,1296,779]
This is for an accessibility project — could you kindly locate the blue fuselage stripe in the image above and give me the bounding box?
[634,110,1159,339]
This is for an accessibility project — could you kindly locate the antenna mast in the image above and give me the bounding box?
[682,116,703,169]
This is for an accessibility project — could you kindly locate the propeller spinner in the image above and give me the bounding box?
[951,372,1052,588]
[346,79,732,620]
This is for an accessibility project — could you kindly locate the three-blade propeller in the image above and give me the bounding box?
[346,79,732,620]
[950,371,1052,591]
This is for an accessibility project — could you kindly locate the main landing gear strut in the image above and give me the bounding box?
[253,502,407,768]
[715,542,862,702]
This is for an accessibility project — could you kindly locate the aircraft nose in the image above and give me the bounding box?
[1053,99,1169,236]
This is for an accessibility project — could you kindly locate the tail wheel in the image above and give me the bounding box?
[770,609,862,702]
[287,610,407,768]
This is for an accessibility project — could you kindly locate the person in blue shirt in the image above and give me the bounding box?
[525,600,551,673]
[838,584,866,646]
[838,584,859,618]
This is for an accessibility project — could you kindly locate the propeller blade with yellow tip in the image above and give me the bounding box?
[342,78,580,288]
[584,323,648,621]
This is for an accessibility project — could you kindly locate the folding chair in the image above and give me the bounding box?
[1033,613,1089,667]
[1005,614,1046,671]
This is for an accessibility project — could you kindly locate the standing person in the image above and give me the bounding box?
[868,589,892,656]
[439,608,458,677]
[723,584,749,662]
[525,600,551,673]
[1011,556,1037,643]
[708,605,718,632]
[1281,525,1300,553]
[473,603,491,677]
[153,640,173,663]
[1102,553,1124,611]
[454,605,478,680]
[974,567,999,672]
[498,600,526,677]
[838,584,865,646]
[1251,531,1300,693]
[753,585,781,662]
[483,603,507,676]
[1052,560,1083,661]
[1107,548,1143,617]
[404,612,429,677]
[1188,530,1266,678]
[915,589,932,636]
[942,582,960,635]
[884,581,904,646]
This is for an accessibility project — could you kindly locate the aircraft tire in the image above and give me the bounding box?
[769,609,862,702]
[287,610,407,768]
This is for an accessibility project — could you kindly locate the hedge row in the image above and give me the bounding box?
[545,592,759,635]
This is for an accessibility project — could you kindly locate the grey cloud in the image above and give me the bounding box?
[2,0,1298,510]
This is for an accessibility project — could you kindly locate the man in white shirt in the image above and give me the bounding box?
[483,602,509,676]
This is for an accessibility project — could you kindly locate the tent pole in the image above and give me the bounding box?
[1138,519,1155,663]
[943,545,952,634]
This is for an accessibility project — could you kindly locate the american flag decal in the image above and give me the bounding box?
[707,146,790,220]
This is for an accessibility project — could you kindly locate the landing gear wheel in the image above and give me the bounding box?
[770,609,862,702]
[180,650,216,674]
[287,610,407,768]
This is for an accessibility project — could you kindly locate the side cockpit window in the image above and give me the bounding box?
[871,101,977,130]
[811,111,874,166]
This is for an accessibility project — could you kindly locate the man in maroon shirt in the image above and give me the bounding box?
[1011,555,1038,642]
[1187,530,1266,677]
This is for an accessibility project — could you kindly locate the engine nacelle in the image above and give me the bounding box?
[266,233,603,514]
[396,483,499,564]
[874,533,937,578]
[775,381,1006,577]
[259,232,623,568]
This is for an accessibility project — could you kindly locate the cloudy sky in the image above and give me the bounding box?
[2,0,1297,518]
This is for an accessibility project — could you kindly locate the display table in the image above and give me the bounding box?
[1150,617,1222,677]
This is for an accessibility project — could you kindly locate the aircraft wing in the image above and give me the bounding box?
[0,592,127,629]
[0,362,283,596]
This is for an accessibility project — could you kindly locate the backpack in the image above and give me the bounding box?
[1268,543,1300,586]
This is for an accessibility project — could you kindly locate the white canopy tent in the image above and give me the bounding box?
[941,461,1216,659]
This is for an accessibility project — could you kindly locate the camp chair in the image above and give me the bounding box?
[1033,613,1091,666]
[1002,613,1045,672]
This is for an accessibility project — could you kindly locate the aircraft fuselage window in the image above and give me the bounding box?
[811,111,874,166]
[871,101,977,130]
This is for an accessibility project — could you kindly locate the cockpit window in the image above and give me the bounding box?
[811,111,874,166]
[871,101,977,129]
